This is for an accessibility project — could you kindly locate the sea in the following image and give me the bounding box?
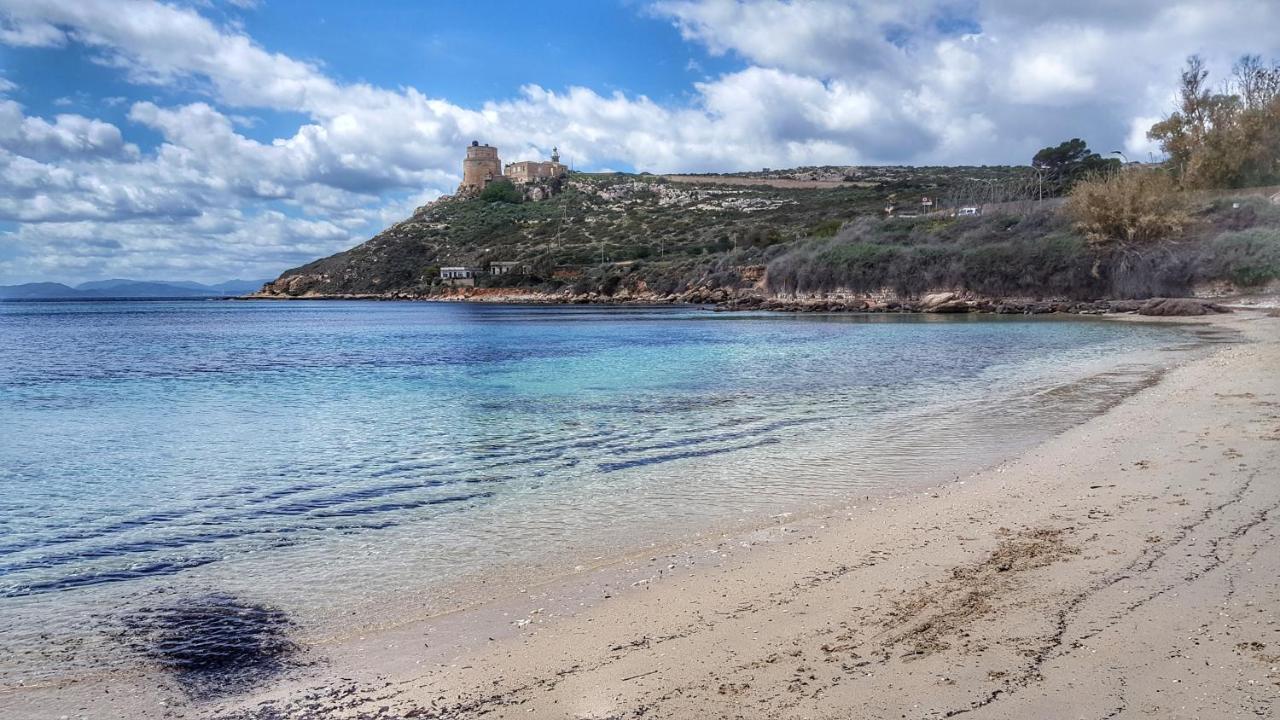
[0,300,1206,690]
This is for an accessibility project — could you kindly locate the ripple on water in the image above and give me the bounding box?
[0,302,1206,690]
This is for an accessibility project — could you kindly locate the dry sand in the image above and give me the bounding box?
[11,311,1280,719]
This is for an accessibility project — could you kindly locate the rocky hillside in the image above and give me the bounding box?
[256,167,1029,299]
[256,171,1280,307]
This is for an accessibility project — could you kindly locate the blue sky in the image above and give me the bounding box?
[4,2,740,151]
[1,0,1278,285]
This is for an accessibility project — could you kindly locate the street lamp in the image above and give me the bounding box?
[1110,150,1128,163]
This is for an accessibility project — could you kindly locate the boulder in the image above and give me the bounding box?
[920,291,957,309]
[1136,298,1231,316]
[927,299,971,313]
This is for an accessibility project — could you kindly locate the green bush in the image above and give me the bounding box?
[1205,227,1280,286]
[810,218,844,238]
[479,179,522,204]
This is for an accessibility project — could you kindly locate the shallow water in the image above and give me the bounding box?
[0,301,1196,687]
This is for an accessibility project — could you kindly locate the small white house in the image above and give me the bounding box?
[440,266,483,286]
[440,266,481,280]
[489,261,528,276]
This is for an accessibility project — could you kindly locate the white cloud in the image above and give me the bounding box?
[1007,51,1097,104]
[0,100,138,162]
[1124,115,1165,162]
[0,15,65,46]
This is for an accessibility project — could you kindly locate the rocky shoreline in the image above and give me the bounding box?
[721,292,1234,316]
[245,287,1236,317]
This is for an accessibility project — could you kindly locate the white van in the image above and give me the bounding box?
[958,206,980,216]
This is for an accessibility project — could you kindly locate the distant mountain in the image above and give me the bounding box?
[75,279,269,295]
[0,282,82,300]
[74,278,159,291]
[0,278,271,300]
[78,282,221,298]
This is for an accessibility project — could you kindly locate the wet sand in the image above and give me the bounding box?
[9,311,1280,719]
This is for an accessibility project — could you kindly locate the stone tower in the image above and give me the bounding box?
[460,140,502,193]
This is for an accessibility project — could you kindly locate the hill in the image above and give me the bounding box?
[258,167,1032,298]
[0,282,83,300]
[76,279,268,295]
[256,170,1280,306]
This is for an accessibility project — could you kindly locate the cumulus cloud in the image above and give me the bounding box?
[0,100,137,162]
[0,0,1278,284]
[0,14,64,47]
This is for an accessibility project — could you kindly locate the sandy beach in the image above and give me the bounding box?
[10,310,1279,720]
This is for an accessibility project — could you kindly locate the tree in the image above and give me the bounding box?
[1031,138,1120,196]
[479,179,522,204]
[1148,54,1280,189]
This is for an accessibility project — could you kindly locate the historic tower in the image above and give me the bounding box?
[460,141,502,193]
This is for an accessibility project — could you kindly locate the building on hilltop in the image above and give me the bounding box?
[460,141,503,193]
[456,141,566,198]
[505,147,567,184]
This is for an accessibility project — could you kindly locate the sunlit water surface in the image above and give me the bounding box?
[0,301,1202,685]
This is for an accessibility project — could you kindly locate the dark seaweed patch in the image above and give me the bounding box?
[117,591,300,698]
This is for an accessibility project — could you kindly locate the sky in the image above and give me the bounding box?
[1,1,1278,285]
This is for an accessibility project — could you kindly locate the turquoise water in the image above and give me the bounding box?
[0,301,1193,685]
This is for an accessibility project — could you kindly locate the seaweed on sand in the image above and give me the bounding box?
[117,591,300,698]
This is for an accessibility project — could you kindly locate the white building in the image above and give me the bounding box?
[489,261,528,276]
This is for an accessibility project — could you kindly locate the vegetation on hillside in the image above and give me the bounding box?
[765,196,1279,300]
[1149,55,1280,189]
[1066,168,1188,251]
[263,166,1031,296]
[479,179,523,204]
[1031,138,1121,196]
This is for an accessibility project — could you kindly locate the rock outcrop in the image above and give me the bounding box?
[1136,298,1231,316]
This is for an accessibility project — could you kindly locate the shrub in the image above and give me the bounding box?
[1204,227,1280,286]
[479,179,522,204]
[1066,169,1188,251]
[810,218,844,238]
